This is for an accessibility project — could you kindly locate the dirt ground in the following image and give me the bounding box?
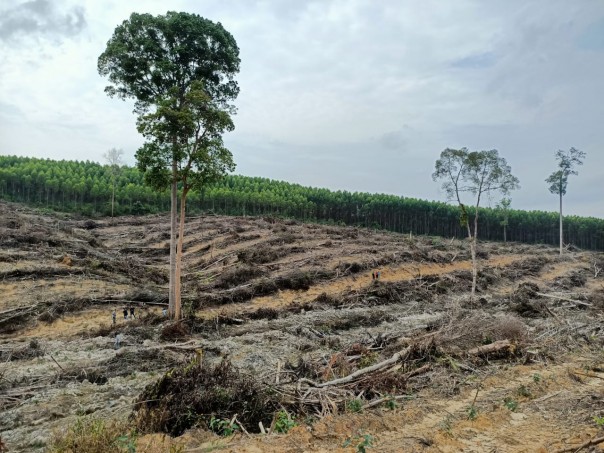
[0,201,603,452]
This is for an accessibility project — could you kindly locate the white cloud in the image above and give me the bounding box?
[0,0,603,216]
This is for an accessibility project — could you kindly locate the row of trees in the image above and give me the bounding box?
[1,154,603,251]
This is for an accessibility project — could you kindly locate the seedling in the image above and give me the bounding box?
[504,397,518,412]
[467,405,478,421]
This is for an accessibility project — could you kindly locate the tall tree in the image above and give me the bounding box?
[433,148,519,297]
[98,11,240,318]
[545,147,586,255]
[103,148,123,218]
[136,82,236,318]
[495,197,511,243]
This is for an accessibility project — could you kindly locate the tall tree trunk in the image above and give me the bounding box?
[169,158,178,318]
[111,181,115,219]
[503,224,507,243]
[471,210,479,298]
[175,186,189,320]
[559,192,563,255]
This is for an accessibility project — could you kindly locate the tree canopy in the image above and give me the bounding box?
[99,11,241,319]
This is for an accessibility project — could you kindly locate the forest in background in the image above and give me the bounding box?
[1,154,603,250]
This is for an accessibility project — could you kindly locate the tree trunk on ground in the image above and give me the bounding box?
[174,187,189,320]
[559,192,563,255]
[169,159,178,318]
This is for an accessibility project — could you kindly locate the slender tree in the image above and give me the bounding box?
[496,197,511,242]
[545,148,586,255]
[98,11,240,318]
[103,148,123,218]
[433,148,519,297]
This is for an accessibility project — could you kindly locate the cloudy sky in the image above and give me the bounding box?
[1,0,603,217]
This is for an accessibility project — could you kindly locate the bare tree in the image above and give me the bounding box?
[545,147,586,255]
[103,148,124,219]
[433,148,519,297]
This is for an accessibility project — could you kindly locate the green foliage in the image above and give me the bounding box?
[532,373,541,384]
[347,399,363,413]
[433,147,520,234]
[48,417,135,453]
[273,410,297,434]
[546,147,586,196]
[593,415,604,427]
[517,385,532,398]
[466,405,478,420]
[209,416,239,437]
[1,155,604,251]
[343,433,374,453]
[503,397,518,412]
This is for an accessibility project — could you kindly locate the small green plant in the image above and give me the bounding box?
[116,432,138,453]
[532,373,541,384]
[467,405,478,421]
[347,399,363,413]
[209,416,239,437]
[517,385,532,398]
[358,352,378,368]
[385,396,397,410]
[343,433,374,453]
[273,410,297,434]
[594,415,604,427]
[503,397,518,412]
[438,415,454,436]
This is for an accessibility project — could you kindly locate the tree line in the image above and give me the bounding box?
[1,154,603,250]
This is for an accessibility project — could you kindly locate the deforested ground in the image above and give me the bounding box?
[0,200,603,452]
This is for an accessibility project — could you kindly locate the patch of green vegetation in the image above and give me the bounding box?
[504,397,518,412]
[273,410,297,434]
[347,399,363,413]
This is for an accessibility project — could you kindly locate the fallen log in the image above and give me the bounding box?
[536,292,592,307]
[467,340,511,356]
[299,346,411,389]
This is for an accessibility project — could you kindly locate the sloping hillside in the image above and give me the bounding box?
[1,201,603,452]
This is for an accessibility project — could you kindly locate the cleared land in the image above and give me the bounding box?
[0,201,603,452]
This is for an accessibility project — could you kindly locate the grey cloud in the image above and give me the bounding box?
[0,0,86,42]
[377,129,408,151]
[451,52,496,69]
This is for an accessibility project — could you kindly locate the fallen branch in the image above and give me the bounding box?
[362,394,414,410]
[467,340,511,356]
[300,346,411,388]
[536,292,592,307]
[554,435,604,453]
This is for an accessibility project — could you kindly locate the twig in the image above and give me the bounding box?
[48,354,64,371]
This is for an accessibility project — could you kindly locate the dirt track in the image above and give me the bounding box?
[0,201,603,452]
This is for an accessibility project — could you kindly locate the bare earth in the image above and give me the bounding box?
[0,201,603,452]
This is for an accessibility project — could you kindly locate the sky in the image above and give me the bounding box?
[0,0,603,217]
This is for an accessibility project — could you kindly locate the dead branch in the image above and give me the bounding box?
[554,435,604,453]
[362,394,414,410]
[467,340,511,356]
[536,292,592,307]
[300,346,411,389]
